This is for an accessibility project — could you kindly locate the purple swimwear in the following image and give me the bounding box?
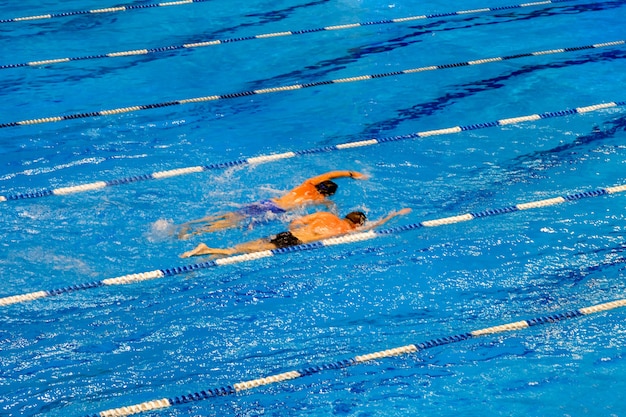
[236,199,286,217]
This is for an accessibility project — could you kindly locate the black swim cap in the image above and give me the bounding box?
[315,180,338,196]
[345,211,366,226]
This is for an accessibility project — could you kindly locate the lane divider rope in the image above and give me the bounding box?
[1,39,623,130]
[85,297,626,416]
[2,183,625,308]
[0,0,576,69]
[1,100,623,203]
[0,0,211,24]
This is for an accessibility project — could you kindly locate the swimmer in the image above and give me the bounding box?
[177,170,368,238]
[180,208,411,258]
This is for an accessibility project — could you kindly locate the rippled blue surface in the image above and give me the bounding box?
[1,0,626,416]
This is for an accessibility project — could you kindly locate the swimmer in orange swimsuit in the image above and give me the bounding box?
[180,208,411,258]
[177,170,368,238]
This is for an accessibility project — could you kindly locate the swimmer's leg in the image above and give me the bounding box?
[231,239,276,253]
[204,212,245,232]
[180,243,236,258]
[177,212,245,239]
[181,213,226,226]
[180,238,277,258]
[177,214,226,239]
[177,224,193,240]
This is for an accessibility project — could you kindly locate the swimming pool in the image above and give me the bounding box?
[1,0,626,415]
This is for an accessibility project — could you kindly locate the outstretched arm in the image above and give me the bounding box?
[360,208,411,231]
[305,170,369,184]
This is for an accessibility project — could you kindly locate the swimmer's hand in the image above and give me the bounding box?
[396,208,411,216]
[349,171,369,180]
[361,207,412,231]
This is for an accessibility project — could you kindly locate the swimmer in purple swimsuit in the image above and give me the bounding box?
[177,170,368,239]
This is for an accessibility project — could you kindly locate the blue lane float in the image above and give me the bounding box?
[0,0,212,24]
[83,297,626,417]
[0,40,623,129]
[1,0,576,68]
[2,183,625,308]
[1,100,624,203]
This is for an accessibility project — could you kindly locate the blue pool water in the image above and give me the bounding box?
[1,0,626,415]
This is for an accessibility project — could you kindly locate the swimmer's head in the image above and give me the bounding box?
[345,211,366,227]
[315,180,338,196]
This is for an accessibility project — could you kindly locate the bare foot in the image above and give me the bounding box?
[180,243,210,258]
[180,243,236,258]
[177,225,192,240]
